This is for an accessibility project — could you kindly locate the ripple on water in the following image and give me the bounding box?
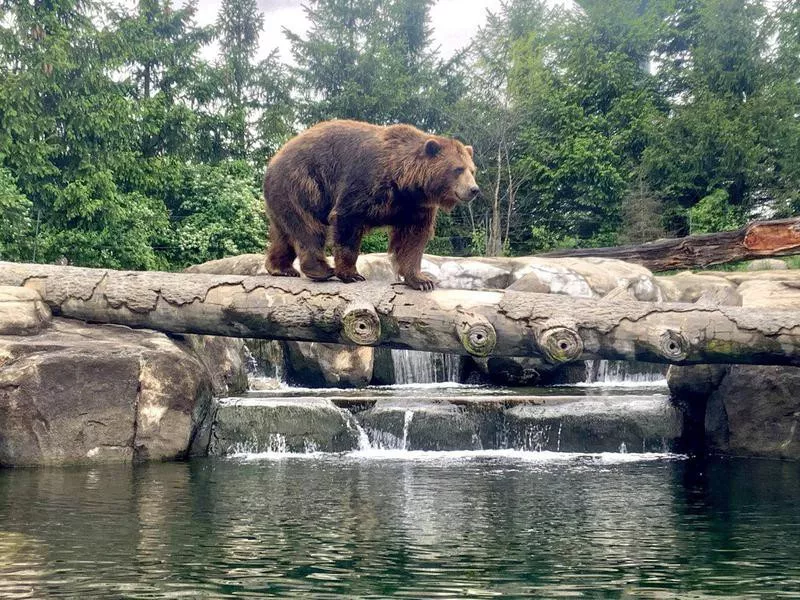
[1,457,800,598]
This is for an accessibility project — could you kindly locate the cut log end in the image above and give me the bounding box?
[538,327,583,364]
[341,301,381,346]
[658,329,689,361]
[456,313,497,357]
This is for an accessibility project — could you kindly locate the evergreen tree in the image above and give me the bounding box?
[215,0,263,158]
[643,0,774,234]
[503,0,667,250]
[286,0,461,130]
[113,0,213,159]
[0,0,170,268]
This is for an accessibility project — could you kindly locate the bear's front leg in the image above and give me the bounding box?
[389,217,437,291]
[401,270,437,291]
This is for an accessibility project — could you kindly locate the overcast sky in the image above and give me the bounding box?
[192,0,506,62]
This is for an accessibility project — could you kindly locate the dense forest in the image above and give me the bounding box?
[1,0,798,269]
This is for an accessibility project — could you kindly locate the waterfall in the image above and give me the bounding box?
[391,349,461,384]
[355,421,372,451]
[583,360,667,385]
[401,410,414,450]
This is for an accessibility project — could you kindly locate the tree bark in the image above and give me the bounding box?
[541,218,800,271]
[486,143,504,256]
[2,261,800,367]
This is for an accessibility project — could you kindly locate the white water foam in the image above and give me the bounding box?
[242,381,489,397]
[228,448,685,464]
[375,381,477,391]
[566,379,669,389]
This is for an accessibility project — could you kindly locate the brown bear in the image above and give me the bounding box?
[263,119,479,290]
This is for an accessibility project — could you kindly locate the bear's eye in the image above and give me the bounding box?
[454,167,465,175]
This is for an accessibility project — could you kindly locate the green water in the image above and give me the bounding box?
[1,455,799,598]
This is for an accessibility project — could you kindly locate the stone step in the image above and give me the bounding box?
[206,393,683,455]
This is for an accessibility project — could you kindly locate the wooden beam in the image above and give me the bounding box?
[1,261,800,366]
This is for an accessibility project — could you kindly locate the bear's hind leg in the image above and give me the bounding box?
[266,221,300,277]
[295,221,335,281]
[268,175,333,281]
[332,216,366,283]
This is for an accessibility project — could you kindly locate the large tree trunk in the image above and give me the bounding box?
[2,261,800,367]
[541,218,800,271]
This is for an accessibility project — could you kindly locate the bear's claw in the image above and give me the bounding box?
[337,273,366,283]
[406,275,436,291]
[268,267,301,278]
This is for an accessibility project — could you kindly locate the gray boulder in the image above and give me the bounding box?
[705,366,800,460]
[505,395,683,453]
[0,319,248,466]
[357,400,481,451]
[284,341,374,388]
[209,397,361,454]
[184,253,267,276]
[746,259,788,271]
[0,286,51,336]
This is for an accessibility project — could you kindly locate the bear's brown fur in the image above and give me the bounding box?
[263,119,479,290]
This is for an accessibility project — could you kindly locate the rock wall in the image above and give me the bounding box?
[664,268,800,460]
[0,285,249,466]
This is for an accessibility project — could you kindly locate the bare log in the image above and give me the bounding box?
[1,261,800,366]
[541,218,800,271]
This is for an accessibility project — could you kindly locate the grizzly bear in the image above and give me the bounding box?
[263,119,479,290]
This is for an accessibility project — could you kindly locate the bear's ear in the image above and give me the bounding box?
[424,139,441,157]
[464,145,474,158]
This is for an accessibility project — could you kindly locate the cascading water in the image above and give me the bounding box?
[225,342,678,458]
[391,349,461,384]
[401,409,414,450]
[583,360,667,385]
[354,420,373,451]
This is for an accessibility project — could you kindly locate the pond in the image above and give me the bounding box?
[2,453,799,598]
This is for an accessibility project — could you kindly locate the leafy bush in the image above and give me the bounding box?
[689,190,744,234]
[0,168,33,262]
[360,230,389,253]
[528,226,579,253]
[172,161,266,268]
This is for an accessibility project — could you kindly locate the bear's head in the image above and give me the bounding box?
[421,137,479,211]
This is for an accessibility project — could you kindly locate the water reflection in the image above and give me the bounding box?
[0,456,799,598]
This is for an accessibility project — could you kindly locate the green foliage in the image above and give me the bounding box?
[361,230,389,254]
[469,228,487,257]
[286,0,461,130]
[689,189,743,235]
[0,168,33,261]
[528,226,578,254]
[171,162,266,268]
[0,0,798,270]
[426,236,455,257]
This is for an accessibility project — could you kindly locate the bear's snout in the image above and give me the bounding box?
[468,185,481,199]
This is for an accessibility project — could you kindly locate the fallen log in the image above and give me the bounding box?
[1,261,799,366]
[541,217,800,271]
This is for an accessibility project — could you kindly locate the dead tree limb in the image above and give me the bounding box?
[541,218,800,271]
[1,261,799,366]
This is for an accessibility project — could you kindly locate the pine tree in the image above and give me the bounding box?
[286,0,460,129]
[216,0,263,158]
